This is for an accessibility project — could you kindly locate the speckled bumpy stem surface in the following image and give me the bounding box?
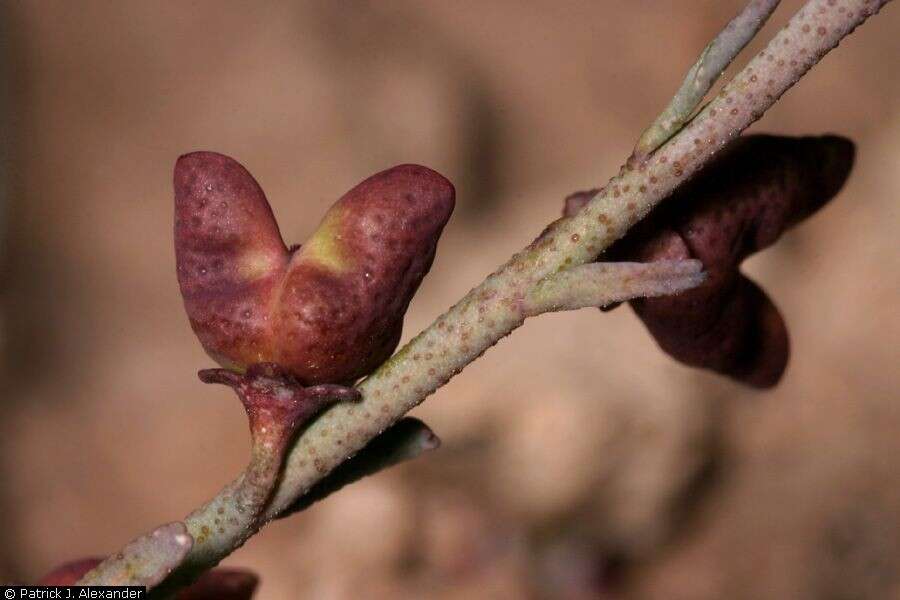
[269,0,890,516]
[80,523,193,588]
[155,0,891,593]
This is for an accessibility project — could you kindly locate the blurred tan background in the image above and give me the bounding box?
[1,1,898,598]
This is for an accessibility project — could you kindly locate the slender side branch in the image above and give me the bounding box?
[151,0,891,593]
[634,0,782,158]
[524,260,705,316]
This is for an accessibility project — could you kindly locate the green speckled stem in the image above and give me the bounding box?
[149,370,360,597]
[269,0,890,517]
[154,0,891,593]
[78,522,193,588]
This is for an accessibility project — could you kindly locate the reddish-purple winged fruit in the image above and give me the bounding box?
[175,153,454,384]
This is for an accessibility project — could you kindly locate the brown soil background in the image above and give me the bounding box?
[1,2,898,598]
